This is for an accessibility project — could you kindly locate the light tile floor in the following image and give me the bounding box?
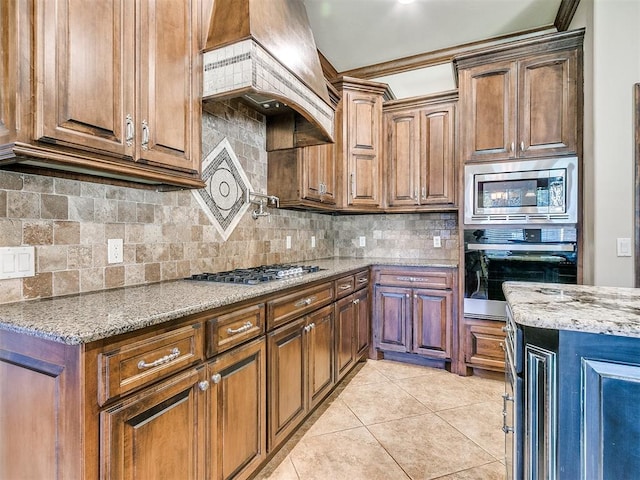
[254,359,506,480]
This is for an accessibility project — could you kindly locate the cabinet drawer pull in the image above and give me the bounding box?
[396,276,412,282]
[211,373,222,384]
[339,284,352,290]
[294,296,317,308]
[137,347,180,370]
[357,277,367,283]
[227,321,253,335]
[141,120,149,150]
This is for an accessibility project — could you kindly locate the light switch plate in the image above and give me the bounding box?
[0,246,35,279]
[311,236,316,248]
[617,237,632,257]
[286,236,292,249]
[433,236,442,248]
[359,236,366,247]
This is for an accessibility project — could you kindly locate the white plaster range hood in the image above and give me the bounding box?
[202,0,335,150]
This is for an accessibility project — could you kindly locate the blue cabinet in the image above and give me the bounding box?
[557,331,640,478]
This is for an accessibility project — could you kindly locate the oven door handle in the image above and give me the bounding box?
[466,243,575,252]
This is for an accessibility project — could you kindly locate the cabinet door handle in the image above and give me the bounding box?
[353,298,360,305]
[227,321,253,335]
[405,293,410,298]
[421,187,426,200]
[520,141,525,152]
[510,142,515,153]
[125,114,134,147]
[350,173,356,198]
[141,120,149,150]
[198,380,210,391]
[414,188,419,204]
[137,347,180,370]
[211,373,222,384]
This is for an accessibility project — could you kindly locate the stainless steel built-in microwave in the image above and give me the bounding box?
[464,157,578,225]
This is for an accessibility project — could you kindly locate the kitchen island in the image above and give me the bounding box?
[503,281,640,479]
[0,257,456,480]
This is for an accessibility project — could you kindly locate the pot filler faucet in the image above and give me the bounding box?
[246,191,280,220]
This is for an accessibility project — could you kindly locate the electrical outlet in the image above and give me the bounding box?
[359,236,366,247]
[286,236,292,249]
[311,236,316,248]
[108,238,124,263]
[433,236,442,248]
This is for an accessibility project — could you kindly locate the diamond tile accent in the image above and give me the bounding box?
[193,138,252,241]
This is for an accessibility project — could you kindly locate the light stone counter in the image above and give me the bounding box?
[0,257,457,345]
[503,281,640,338]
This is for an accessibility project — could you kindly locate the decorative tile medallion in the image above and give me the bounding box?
[193,138,252,241]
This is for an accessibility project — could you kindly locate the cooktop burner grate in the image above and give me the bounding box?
[187,264,321,285]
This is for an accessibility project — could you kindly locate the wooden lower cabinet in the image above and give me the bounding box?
[207,338,267,480]
[462,317,506,374]
[100,367,207,480]
[335,286,370,381]
[372,267,456,367]
[267,305,335,450]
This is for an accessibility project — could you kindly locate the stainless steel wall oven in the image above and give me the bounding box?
[464,227,577,320]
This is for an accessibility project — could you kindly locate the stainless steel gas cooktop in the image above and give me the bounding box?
[187,264,321,285]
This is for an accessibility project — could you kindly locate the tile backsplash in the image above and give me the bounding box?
[0,99,458,304]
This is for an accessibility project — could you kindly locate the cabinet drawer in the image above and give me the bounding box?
[206,303,265,357]
[267,282,334,330]
[335,275,355,298]
[464,318,506,371]
[355,270,369,290]
[376,268,454,289]
[98,323,203,405]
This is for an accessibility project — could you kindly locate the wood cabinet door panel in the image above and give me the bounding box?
[335,294,356,381]
[302,145,322,201]
[374,286,410,353]
[518,50,578,157]
[307,306,335,408]
[208,338,266,480]
[36,0,132,156]
[387,112,419,206]
[355,288,370,358]
[412,288,453,358]
[100,367,205,480]
[462,61,517,162]
[420,105,455,205]
[267,318,306,450]
[349,153,379,205]
[349,94,378,151]
[137,0,199,173]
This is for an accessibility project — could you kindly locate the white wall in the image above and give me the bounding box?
[572,0,640,286]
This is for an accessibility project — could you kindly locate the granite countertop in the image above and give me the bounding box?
[503,281,640,338]
[0,257,457,345]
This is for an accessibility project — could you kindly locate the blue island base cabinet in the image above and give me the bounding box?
[558,331,640,479]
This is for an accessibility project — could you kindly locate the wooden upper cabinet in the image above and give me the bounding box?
[459,61,517,162]
[345,90,381,207]
[518,49,578,158]
[1,0,202,188]
[333,77,391,211]
[420,105,455,205]
[384,94,457,210]
[303,142,336,204]
[36,0,132,156]
[137,0,200,172]
[457,29,583,163]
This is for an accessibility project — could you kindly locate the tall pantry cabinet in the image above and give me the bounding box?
[0,0,203,188]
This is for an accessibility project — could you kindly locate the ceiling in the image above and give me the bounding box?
[303,0,570,98]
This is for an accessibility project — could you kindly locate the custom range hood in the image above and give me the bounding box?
[202,0,335,150]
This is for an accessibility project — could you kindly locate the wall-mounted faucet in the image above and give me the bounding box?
[246,191,280,219]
